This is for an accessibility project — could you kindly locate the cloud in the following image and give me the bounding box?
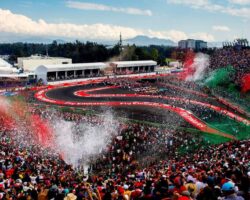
[167,0,250,18]
[147,29,188,41]
[223,7,250,18]
[212,25,231,32]
[0,8,215,42]
[0,8,142,41]
[190,32,215,42]
[66,1,152,16]
[167,0,209,7]
[167,0,214,10]
[145,30,215,42]
[228,0,250,5]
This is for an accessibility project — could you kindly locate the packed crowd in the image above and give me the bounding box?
[92,123,206,174]
[0,105,249,200]
[1,73,249,199]
[104,77,213,104]
[210,48,250,85]
[104,78,159,94]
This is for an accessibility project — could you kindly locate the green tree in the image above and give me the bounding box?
[150,48,159,61]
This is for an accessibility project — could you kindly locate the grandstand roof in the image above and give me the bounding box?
[0,67,19,75]
[0,58,12,68]
[111,60,157,68]
[18,55,71,60]
[0,73,32,78]
[35,63,107,72]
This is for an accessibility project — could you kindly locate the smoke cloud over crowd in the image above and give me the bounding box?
[51,110,119,168]
[185,53,210,82]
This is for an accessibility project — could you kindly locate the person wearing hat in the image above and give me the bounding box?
[64,192,77,200]
[221,182,244,200]
[185,181,197,199]
[123,184,132,200]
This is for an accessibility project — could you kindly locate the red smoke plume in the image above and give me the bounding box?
[179,50,195,80]
[0,97,54,147]
[30,115,54,147]
[241,73,250,93]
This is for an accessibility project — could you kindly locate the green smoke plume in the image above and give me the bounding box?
[205,66,236,88]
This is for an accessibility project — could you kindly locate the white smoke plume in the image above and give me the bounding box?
[186,53,210,82]
[52,110,119,168]
[0,97,10,113]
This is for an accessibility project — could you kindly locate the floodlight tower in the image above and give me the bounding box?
[119,32,123,53]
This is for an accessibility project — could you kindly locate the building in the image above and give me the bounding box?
[0,73,37,87]
[223,39,249,49]
[196,40,207,50]
[0,67,18,74]
[17,55,72,72]
[0,57,12,68]
[187,39,196,49]
[178,40,187,49]
[169,61,182,68]
[0,58,19,74]
[178,39,207,50]
[110,60,157,75]
[35,63,106,84]
[4,57,158,85]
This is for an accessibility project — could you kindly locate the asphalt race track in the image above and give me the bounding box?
[35,78,250,139]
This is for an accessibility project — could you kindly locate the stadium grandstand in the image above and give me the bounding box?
[35,63,106,84]
[110,60,157,75]
[18,55,72,72]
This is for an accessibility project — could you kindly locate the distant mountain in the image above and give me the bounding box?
[207,42,223,48]
[0,33,70,44]
[124,35,176,46]
[14,37,67,44]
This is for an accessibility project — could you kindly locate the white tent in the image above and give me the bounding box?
[35,62,107,84]
[0,58,12,68]
[0,67,18,74]
[110,60,157,73]
[111,60,157,68]
[0,58,18,75]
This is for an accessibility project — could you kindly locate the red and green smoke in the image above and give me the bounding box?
[179,50,195,80]
[0,96,54,147]
[205,66,236,88]
[241,73,250,93]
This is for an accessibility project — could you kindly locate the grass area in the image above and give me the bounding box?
[7,95,26,102]
[182,128,231,144]
[206,116,250,140]
[165,58,177,63]
[10,94,246,144]
[53,105,241,144]
[175,129,230,155]
[108,117,233,144]
[213,86,250,113]
[52,104,232,144]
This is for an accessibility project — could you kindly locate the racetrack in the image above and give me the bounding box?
[34,77,250,140]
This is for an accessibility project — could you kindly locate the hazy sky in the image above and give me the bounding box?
[0,0,249,42]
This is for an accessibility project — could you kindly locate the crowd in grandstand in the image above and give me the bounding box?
[104,78,159,95]
[0,46,249,199]
[209,47,250,85]
[0,106,249,200]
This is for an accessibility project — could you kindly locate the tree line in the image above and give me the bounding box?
[0,40,177,65]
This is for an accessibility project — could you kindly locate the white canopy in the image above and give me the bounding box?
[35,63,106,73]
[0,58,12,68]
[35,62,107,84]
[0,59,18,75]
[111,60,157,68]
